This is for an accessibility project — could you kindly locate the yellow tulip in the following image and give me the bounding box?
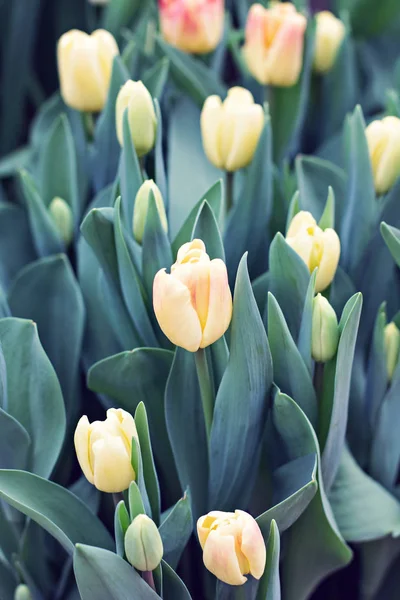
[313,11,345,74]
[384,322,400,382]
[133,180,168,244]
[57,29,119,112]
[74,408,137,493]
[286,211,340,293]
[197,510,266,586]
[115,80,157,156]
[201,87,264,172]
[243,2,307,87]
[159,0,224,55]
[365,116,400,195]
[312,294,339,362]
[125,515,164,571]
[153,239,232,352]
[49,197,74,246]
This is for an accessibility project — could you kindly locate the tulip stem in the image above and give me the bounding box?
[263,85,271,109]
[225,171,234,214]
[142,570,156,591]
[195,348,214,440]
[82,111,95,142]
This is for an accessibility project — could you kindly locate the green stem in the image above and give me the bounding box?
[225,171,234,214]
[142,570,156,592]
[263,85,271,110]
[112,492,124,508]
[82,111,95,142]
[195,348,214,440]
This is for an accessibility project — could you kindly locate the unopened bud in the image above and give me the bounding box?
[312,294,339,363]
[14,585,32,600]
[116,80,157,156]
[133,180,168,244]
[49,197,74,246]
[384,322,400,381]
[124,514,163,572]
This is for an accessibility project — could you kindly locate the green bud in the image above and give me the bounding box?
[48,197,73,246]
[384,322,400,381]
[124,514,163,572]
[116,80,157,157]
[133,180,168,244]
[311,294,339,363]
[14,585,32,600]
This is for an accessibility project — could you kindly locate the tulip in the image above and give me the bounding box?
[133,180,168,244]
[14,586,32,600]
[125,515,164,571]
[384,322,400,382]
[49,197,74,246]
[159,0,224,55]
[115,80,157,156]
[74,408,138,493]
[57,29,119,112]
[313,11,345,74]
[201,87,264,172]
[153,239,232,352]
[312,294,339,362]
[243,2,307,87]
[286,211,340,293]
[197,510,266,585]
[365,116,400,195]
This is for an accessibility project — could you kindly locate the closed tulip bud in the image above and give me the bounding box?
[365,117,400,195]
[14,585,32,600]
[313,11,345,74]
[124,515,163,571]
[201,87,264,172]
[133,180,168,244]
[197,510,266,586]
[153,239,232,352]
[286,211,340,293]
[57,29,119,112]
[74,408,138,493]
[159,0,224,55]
[49,197,74,246]
[243,2,307,87]
[116,80,157,157]
[312,294,339,362]
[384,322,400,381]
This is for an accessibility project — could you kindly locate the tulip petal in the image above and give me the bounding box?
[67,38,108,112]
[92,29,119,83]
[107,408,137,453]
[265,14,307,87]
[286,231,314,270]
[316,228,341,293]
[197,511,233,549]
[153,269,202,352]
[376,117,400,194]
[243,4,269,85]
[201,259,232,348]
[224,104,264,172]
[237,510,266,580]
[203,530,247,586]
[92,435,135,493]
[286,211,316,238]
[201,96,224,169]
[74,416,94,484]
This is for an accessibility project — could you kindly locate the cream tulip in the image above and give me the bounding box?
[49,197,74,246]
[366,116,400,195]
[115,80,157,156]
[384,322,400,382]
[312,294,339,362]
[197,510,266,585]
[133,180,168,244]
[201,87,264,172]
[313,11,345,74]
[153,239,232,352]
[286,211,340,293]
[74,408,138,493]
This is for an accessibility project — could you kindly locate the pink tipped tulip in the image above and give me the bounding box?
[153,239,232,352]
[197,510,266,585]
[243,2,307,87]
[158,0,224,54]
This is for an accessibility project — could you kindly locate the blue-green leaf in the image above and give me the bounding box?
[159,491,192,570]
[256,520,281,600]
[119,109,143,229]
[0,408,30,471]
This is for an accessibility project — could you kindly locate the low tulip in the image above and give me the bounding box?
[153,239,232,352]
[197,510,266,585]
[201,87,264,172]
[243,2,307,87]
[74,408,137,493]
[384,322,400,382]
[366,116,400,195]
[313,11,345,74]
[115,80,157,156]
[125,515,164,571]
[286,211,340,293]
[49,197,74,246]
[133,180,168,244]
[57,29,119,112]
[312,294,339,362]
[158,0,224,54]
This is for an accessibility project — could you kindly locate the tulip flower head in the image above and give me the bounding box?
[115,80,157,156]
[74,408,138,493]
[313,11,345,74]
[366,116,400,195]
[201,87,264,172]
[384,322,400,382]
[243,2,307,87]
[197,510,266,585]
[133,180,168,244]
[159,0,224,54]
[57,29,119,112]
[312,294,339,362]
[125,515,164,571]
[49,197,74,246]
[286,211,340,293]
[153,239,232,352]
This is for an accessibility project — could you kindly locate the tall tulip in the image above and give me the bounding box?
[313,11,345,74]
[366,116,400,195]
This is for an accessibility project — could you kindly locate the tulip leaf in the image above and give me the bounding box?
[142,58,170,101]
[350,0,400,37]
[297,269,318,374]
[115,500,130,557]
[0,470,114,553]
[0,499,19,567]
[366,303,388,428]
[318,187,335,230]
[0,407,30,471]
[74,544,159,599]
[285,190,301,234]
[131,437,152,519]
[129,481,146,520]
[191,200,225,261]
[0,318,65,478]
[209,254,273,509]
[381,221,400,268]
[0,561,17,599]
[161,559,193,600]
[102,0,142,37]
[267,293,317,426]
[256,520,281,600]
[0,202,35,290]
[119,109,143,229]
[159,491,193,570]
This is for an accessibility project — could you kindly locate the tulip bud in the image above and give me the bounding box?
[365,117,400,195]
[133,180,168,244]
[197,510,266,586]
[158,0,224,55]
[384,322,400,381]
[201,87,264,172]
[124,514,163,571]
[311,294,339,363]
[74,408,138,493]
[14,585,32,600]
[49,197,74,246]
[153,239,232,352]
[286,211,340,293]
[243,2,307,87]
[57,29,119,112]
[313,11,345,74]
[116,80,157,157]
[88,0,108,4]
